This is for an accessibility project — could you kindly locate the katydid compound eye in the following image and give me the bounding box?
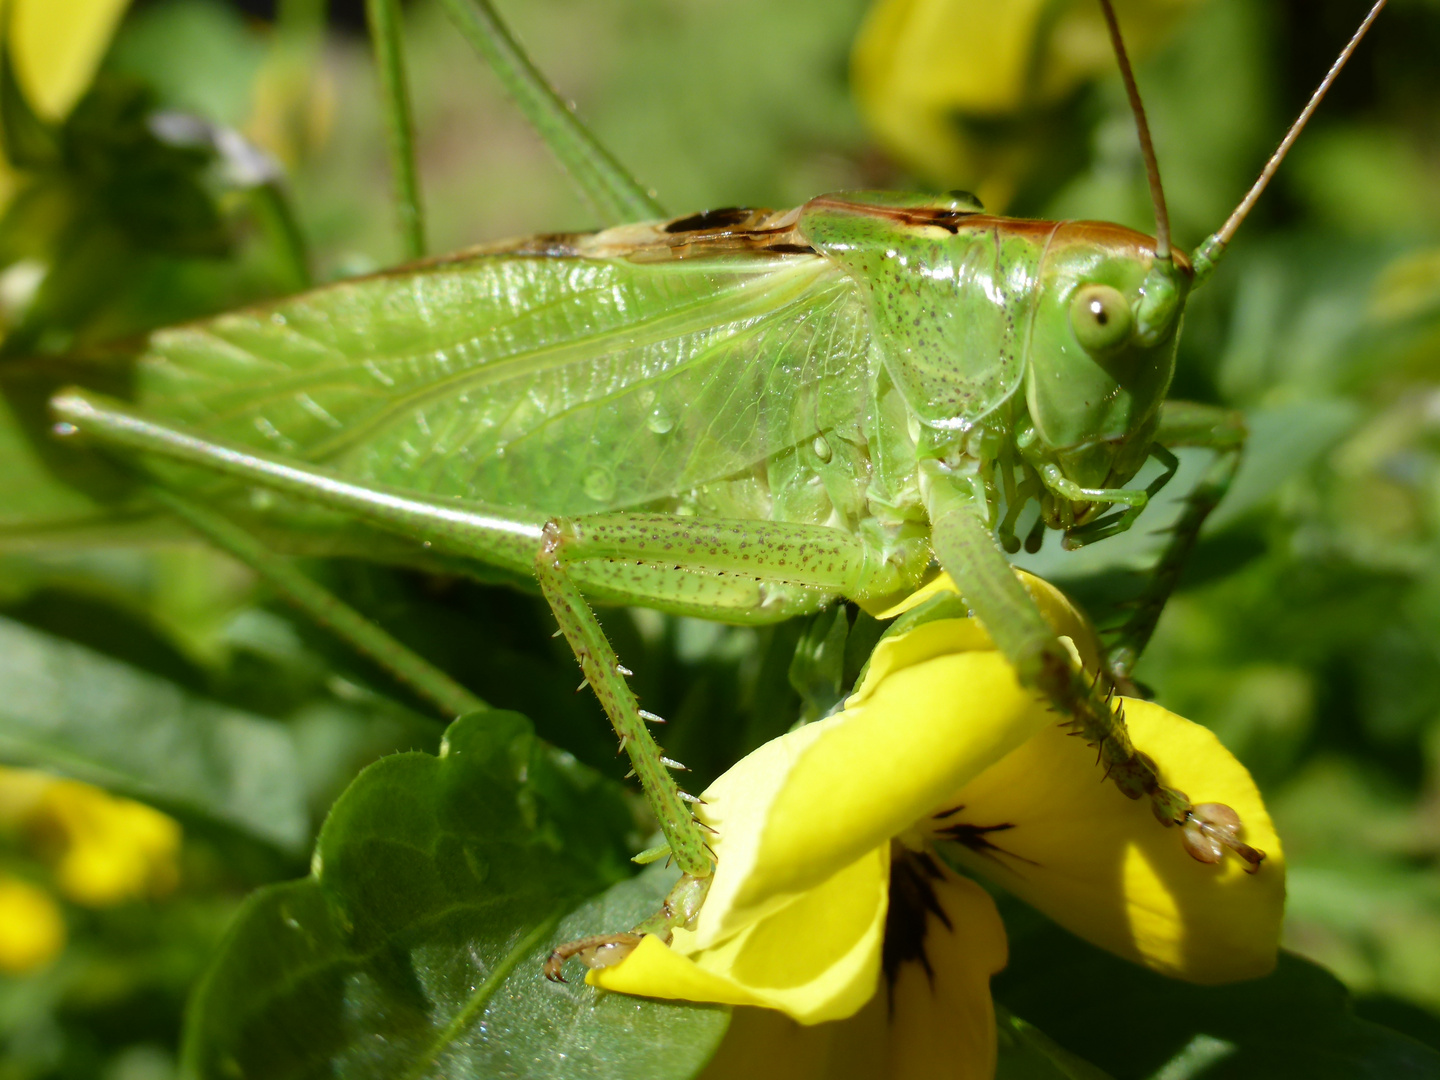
[1069,284,1134,352]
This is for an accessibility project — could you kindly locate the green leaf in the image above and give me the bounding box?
[997,1006,1117,1080]
[0,614,308,850]
[995,916,1440,1079]
[1206,399,1360,531]
[183,710,730,1080]
[788,605,850,723]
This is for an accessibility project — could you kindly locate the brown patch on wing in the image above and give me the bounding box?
[605,206,814,262]
[344,204,1187,281]
[802,196,1185,256]
[443,207,817,265]
[663,207,756,233]
[803,194,991,236]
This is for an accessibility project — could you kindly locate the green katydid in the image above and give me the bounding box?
[28,0,1383,978]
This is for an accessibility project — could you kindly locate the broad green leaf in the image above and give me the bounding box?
[997,1007,1117,1080]
[996,915,1440,1079]
[0,614,308,850]
[183,710,730,1080]
[1206,400,1359,531]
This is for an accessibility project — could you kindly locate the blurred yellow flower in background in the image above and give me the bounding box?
[0,765,180,909]
[0,761,180,974]
[23,775,181,906]
[0,0,134,202]
[851,0,1201,209]
[0,874,65,974]
[4,0,132,120]
[593,574,1283,1079]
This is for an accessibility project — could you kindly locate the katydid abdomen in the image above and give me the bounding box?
[45,218,866,601]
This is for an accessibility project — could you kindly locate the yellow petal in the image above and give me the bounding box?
[697,640,1051,946]
[696,866,1006,1080]
[32,779,182,906]
[0,875,65,974]
[864,571,1103,675]
[9,0,133,119]
[697,1004,889,1080]
[886,869,1006,1080]
[850,0,1203,201]
[593,844,890,1025]
[940,700,1285,983]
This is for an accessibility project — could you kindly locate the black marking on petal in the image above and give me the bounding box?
[882,850,950,1000]
[936,813,1038,868]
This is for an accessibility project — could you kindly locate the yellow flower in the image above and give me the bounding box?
[0,0,133,203]
[850,0,1202,209]
[5,0,132,121]
[0,874,65,974]
[0,765,181,907]
[592,575,1284,1076]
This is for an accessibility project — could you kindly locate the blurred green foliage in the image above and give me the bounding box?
[0,0,1436,1077]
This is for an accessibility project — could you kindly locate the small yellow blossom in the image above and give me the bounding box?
[0,766,181,907]
[592,574,1284,1076]
[0,874,65,973]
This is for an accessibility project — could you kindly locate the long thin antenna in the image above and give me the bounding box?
[1195,0,1386,281]
[1098,0,1170,260]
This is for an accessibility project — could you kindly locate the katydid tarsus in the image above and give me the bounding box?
[31,0,1383,978]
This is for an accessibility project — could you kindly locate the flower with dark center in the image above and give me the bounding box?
[589,574,1285,1078]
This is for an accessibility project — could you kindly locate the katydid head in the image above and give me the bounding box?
[1013,0,1387,530]
[995,0,1194,530]
[1022,221,1190,509]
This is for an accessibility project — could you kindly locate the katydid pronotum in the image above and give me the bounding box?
[28,0,1383,979]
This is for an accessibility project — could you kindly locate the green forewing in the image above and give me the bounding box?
[133,247,873,516]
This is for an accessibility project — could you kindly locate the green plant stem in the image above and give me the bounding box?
[253,181,312,291]
[148,487,485,720]
[435,0,663,226]
[365,0,426,259]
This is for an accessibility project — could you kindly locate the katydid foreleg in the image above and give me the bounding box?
[1059,445,1181,547]
[922,461,1263,870]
